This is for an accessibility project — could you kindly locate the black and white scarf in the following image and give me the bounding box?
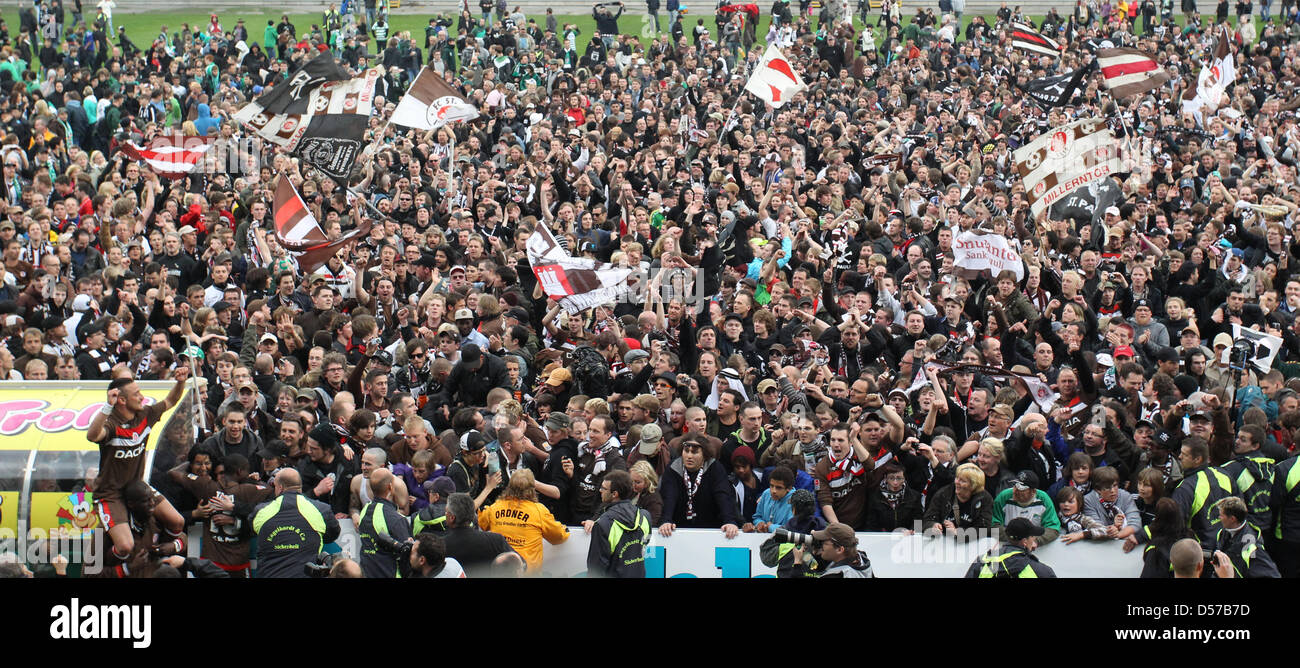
[683,466,704,521]
[880,480,905,509]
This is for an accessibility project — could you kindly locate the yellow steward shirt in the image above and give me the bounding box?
[478,497,570,572]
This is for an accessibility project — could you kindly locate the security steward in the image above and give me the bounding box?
[1270,452,1300,577]
[1214,496,1280,578]
[357,469,412,578]
[965,517,1058,578]
[251,468,341,578]
[585,470,651,578]
[1171,436,1236,547]
[1220,425,1275,530]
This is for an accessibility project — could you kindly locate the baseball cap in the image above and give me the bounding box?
[1104,206,1121,217]
[437,322,459,337]
[757,378,778,394]
[177,225,197,236]
[1189,410,1214,422]
[1213,333,1233,348]
[1153,429,1181,450]
[423,476,457,499]
[212,301,232,313]
[1112,345,1136,359]
[544,412,572,431]
[454,308,474,321]
[506,307,530,322]
[295,388,316,401]
[546,367,573,386]
[991,404,1014,419]
[461,431,488,453]
[1013,470,1039,491]
[1003,517,1046,541]
[862,410,888,423]
[259,332,278,345]
[624,349,650,365]
[72,294,93,312]
[1095,353,1115,368]
[638,423,663,456]
[460,343,483,368]
[178,345,204,361]
[811,522,859,547]
[450,265,467,276]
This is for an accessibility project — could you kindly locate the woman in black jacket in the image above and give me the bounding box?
[923,463,993,539]
[864,463,923,532]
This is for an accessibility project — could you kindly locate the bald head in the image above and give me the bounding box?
[276,468,302,492]
[1170,538,1204,577]
[370,468,395,499]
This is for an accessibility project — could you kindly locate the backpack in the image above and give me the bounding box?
[569,345,612,399]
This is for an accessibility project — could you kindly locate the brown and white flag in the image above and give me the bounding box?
[272,174,372,273]
[1097,47,1170,99]
[1014,118,1124,219]
[391,67,480,131]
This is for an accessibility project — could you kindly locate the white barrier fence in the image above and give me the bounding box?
[308,521,1143,577]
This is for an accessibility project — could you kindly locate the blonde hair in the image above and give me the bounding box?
[978,438,1006,467]
[630,460,659,494]
[584,398,610,416]
[955,463,986,494]
[503,468,538,502]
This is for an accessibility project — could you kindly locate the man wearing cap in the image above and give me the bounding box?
[1130,299,1169,349]
[75,318,115,380]
[298,423,358,519]
[992,470,1061,545]
[453,307,491,349]
[965,517,1057,578]
[626,422,671,478]
[778,522,873,578]
[441,343,510,409]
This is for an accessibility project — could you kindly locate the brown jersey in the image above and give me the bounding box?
[176,473,273,568]
[94,402,169,502]
[96,513,161,578]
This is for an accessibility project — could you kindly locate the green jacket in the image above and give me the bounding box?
[992,488,1062,544]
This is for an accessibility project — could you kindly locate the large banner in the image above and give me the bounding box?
[952,230,1024,281]
[1014,118,1124,219]
[526,225,633,314]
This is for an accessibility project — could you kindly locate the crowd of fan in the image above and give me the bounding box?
[0,0,1298,577]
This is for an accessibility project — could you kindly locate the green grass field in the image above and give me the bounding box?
[0,7,1282,70]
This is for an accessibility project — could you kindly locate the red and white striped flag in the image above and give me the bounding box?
[119,133,215,180]
[1010,23,1061,58]
[1097,47,1170,99]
